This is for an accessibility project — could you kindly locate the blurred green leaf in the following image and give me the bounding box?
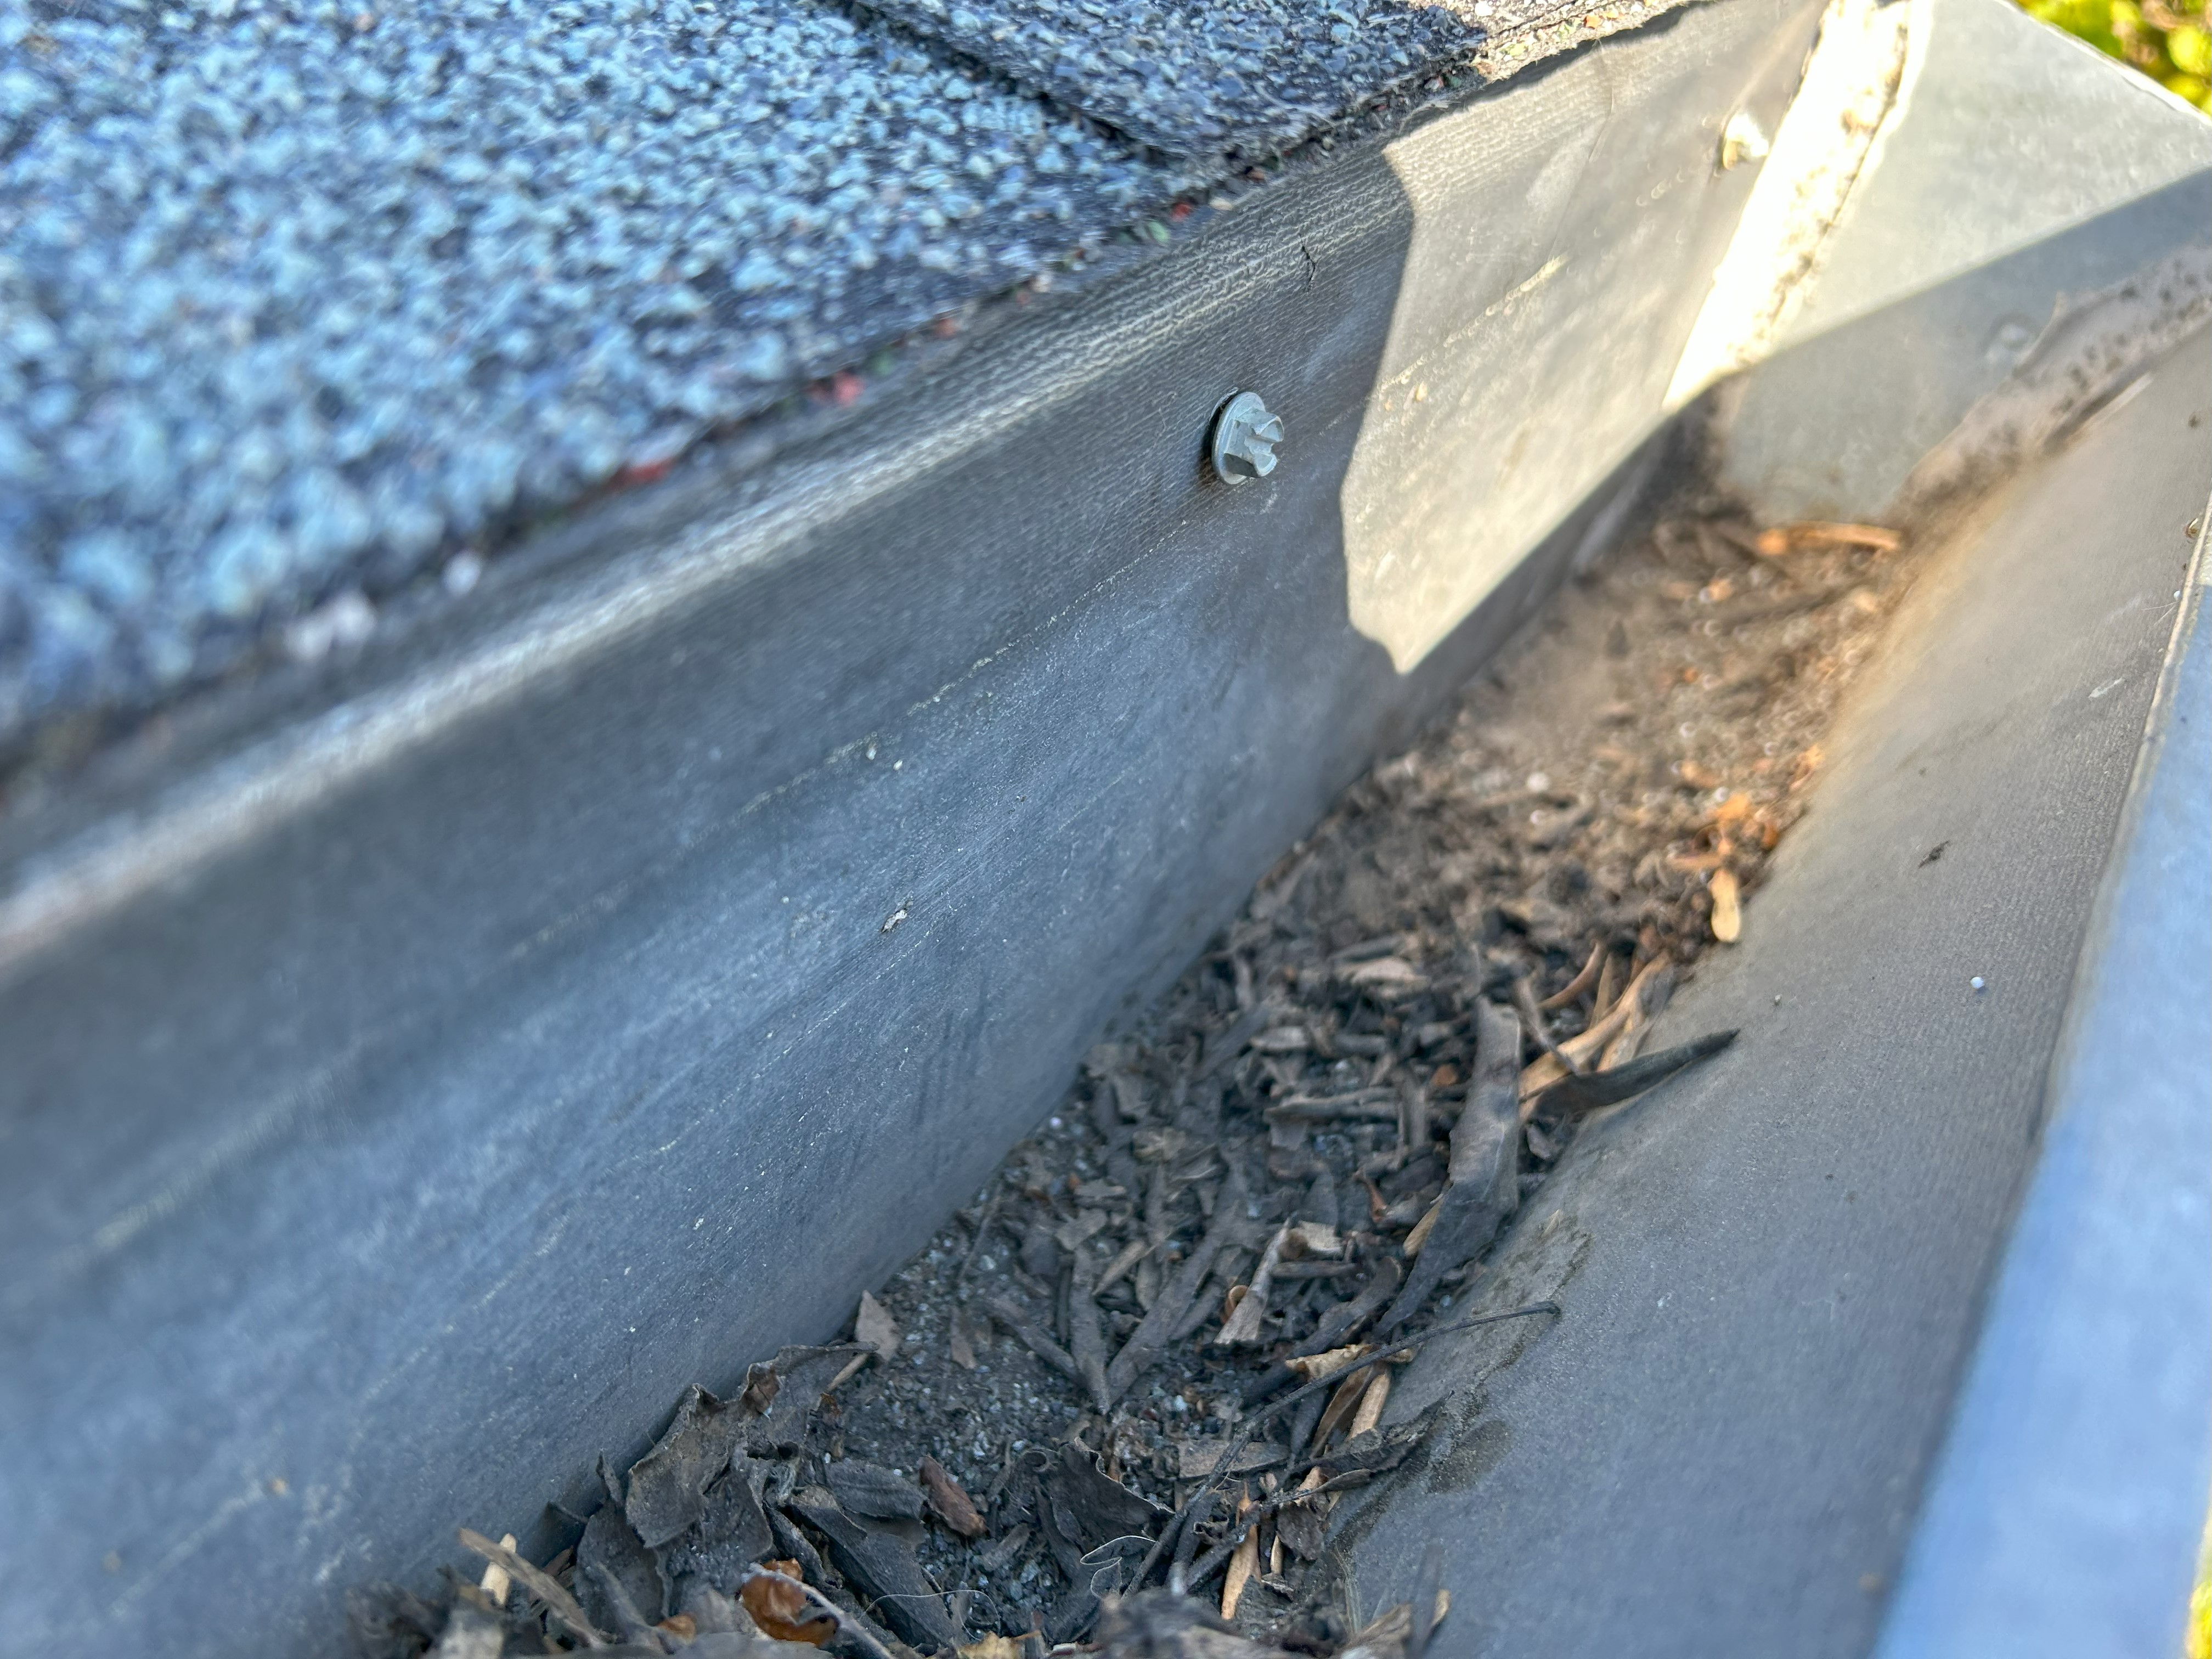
[2170,21,2212,74]
[2017,0,2212,108]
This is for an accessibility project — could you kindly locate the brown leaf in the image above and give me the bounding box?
[1709,869,1742,943]
[1344,956,1424,989]
[1348,1368,1392,1439]
[1402,1197,1441,1258]
[657,1613,698,1641]
[1310,1365,1375,1451]
[738,1361,781,1417]
[1177,1439,1289,1480]
[740,1564,836,1647]
[947,1316,978,1372]
[1221,1496,1260,1618]
[1284,1344,1370,1381]
[918,1455,986,1539]
[855,1290,901,1361]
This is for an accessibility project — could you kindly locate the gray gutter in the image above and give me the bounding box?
[1873,499,2212,1659]
[0,7,1822,1651]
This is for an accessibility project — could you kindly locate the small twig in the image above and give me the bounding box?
[1131,1301,1561,1592]
[1511,974,1578,1074]
[1273,1260,1359,1280]
[1756,520,1901,555]
[1094,1233,1155,1298]
[983,1296,1081,1381]
[1238,1257,1401,1407]
[1538,941,1606,1010]
[1520,960,1667,1108]
[1166,1488,1214,1595]
[1262,1093,1400,1124]
[1181,1465,1403,1590]
[1068,1243,1111,1411]
[1307,1364,1375,1452]
[457,1529,607,1649]
[739,1566,896,1659]
[1103,1163,1249,1402]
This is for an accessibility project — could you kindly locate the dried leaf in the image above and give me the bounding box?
[1310,1365,1374,1451]
[455,1531,607,1650]
[655,1465,775,1591]
[1312,1420,1428,1478]
[1284,1345,1370,1381]
[1534,957,1668,1087]
[1216,1223,1290,1345]
[1274,1468,1333,1564]
[1348,1369,1391,1439]
[947,1317,978,1372]
[960,1638,1025,1659]
[741,1563,835,1646]
[1708,868,1741,943]
[1526,1030,1738,1116]
[476,1532,517,1607]
[918,1455,986,1538]
[1220,1499,1260,1618]
[1176,1440,1288,1480]
[577,1499,664,1643]
[1381,1002,1524,1334]
[1056,1209,1109,1250]
[788,1488,964,1652]
[1344,956,1415,985]
[825,1460,924,1521]
[1516,1051,1568,1100]
[855,1291,901,1361]
[738,1361,781,1417]
[626,1384,743,1547]
[1402,1197,1441,1258]
[1538,941,1606,1009]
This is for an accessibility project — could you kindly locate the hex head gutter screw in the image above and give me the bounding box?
[1210,391,1284,483]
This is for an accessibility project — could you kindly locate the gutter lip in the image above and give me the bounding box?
[1873,474,2212,1655]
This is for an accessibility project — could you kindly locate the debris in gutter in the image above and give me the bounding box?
[351,505,1920,1659]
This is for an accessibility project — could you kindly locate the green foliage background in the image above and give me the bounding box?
[2017,0,2212,109]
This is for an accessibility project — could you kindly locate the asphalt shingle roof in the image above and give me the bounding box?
[0,0,1680,759]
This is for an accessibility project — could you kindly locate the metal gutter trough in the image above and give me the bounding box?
[1,0,2207,1654]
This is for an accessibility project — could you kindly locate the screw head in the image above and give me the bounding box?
[1210,391,1284,483]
